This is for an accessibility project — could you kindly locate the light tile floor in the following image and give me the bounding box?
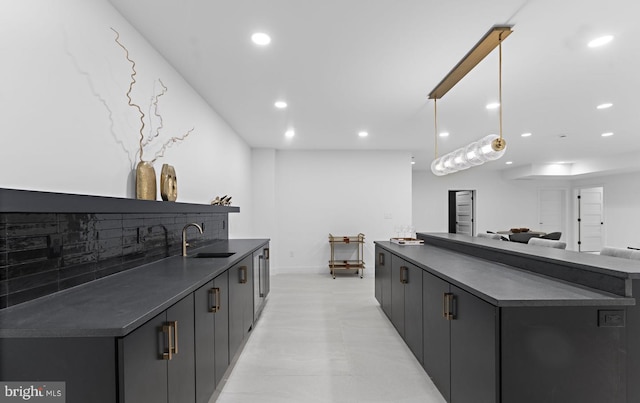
[214,272,446,403]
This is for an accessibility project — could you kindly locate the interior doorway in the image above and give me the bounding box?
[448,190,475,236]
[575,186,604,252]
[537,189,567,240]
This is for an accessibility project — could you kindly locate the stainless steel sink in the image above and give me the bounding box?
[192,252,235,258]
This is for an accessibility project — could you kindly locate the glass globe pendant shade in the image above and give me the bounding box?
[478,134,507,161]
[430,157,447,176]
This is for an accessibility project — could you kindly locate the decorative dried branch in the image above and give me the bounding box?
[111,27,146,161]
[144,79,167,147]
[112,28,195,164]
[150,128,195,164]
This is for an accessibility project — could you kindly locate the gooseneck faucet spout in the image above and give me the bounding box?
[182,223,203,256]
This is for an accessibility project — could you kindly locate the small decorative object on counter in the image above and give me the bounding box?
[160,164,178,201]
[211,195,232,206]
[390,238,424,246]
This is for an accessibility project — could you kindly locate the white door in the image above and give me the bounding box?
[538,189,566,239]
[455,191,474,236]
[578,187,604,252]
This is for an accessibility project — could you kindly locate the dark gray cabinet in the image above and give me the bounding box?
[403,261,423,365]
[389,255,423,364]
[375,248,392,317]
[422,271,498,403]
[449,285,498,403]
[194,270,229,403]
[253,246,270,319]
[390,255,406,337]
[228,255,254,360]
[423,271,451,401]
[500,306,625,403]
[119,294,196,403]
[212,271,230,387]
[0,337,116,403]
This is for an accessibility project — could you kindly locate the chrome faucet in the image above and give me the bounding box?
[182,223,203,256]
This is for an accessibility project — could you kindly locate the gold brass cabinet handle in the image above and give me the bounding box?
[400,266,408,284]
[171,320,178,355]
[162,323,173,360]
[259,256,265,297]
[240,266,248,284]
[442,293,447,319]
[443,293,455,320]
[210,287,221,313]
[378,252,385,265]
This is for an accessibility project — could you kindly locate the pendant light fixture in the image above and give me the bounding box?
[429,25,513,176]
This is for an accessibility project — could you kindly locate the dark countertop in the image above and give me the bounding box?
[0,239,268,338]
[421,232,640,279]
[376,240,635,308]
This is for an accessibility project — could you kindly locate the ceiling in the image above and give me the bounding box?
[108,0,640,176]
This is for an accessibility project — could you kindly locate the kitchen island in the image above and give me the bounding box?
[375,232,640,403]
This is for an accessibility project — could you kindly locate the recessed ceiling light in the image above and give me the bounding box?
[285,129,295,138]
[358,131,369,138]
[439,132,450,137]
[505,161,513,165]
[588,35,614,48]
[521,132,532,137]
[486,102,500,110]
[274,101,287,109]
[411,160,416,165]
[601,132,614,137]
[596,103,613,109]
[251,32,271,46]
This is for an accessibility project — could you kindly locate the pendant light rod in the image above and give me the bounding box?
[428,25,513,100]
[498,34,503,142]
[434,98,438,158]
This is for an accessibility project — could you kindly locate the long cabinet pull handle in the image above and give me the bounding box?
[400,266,408,284]
[240,266,248,284]
[443,293,448,319]
[210,287,221,313]
[259,256,265,297]
[443,293,455,320]
[449,294,456,320]
[378,253,385,265]
[171,320,178,355]
[162,323,173,360]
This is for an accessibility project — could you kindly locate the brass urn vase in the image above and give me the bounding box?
[135,161,157,200]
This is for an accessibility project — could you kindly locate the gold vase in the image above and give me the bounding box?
[136,161,156,200]
[160,164,178,202]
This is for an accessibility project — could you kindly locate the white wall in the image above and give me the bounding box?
[572,171,640,250]
[413,168,571,237]
[0,0,253,237]
[265,150,412,274]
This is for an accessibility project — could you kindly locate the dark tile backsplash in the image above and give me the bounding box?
[0,211,228,309]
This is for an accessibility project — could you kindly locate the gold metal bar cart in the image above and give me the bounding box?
[328,233,365,279]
